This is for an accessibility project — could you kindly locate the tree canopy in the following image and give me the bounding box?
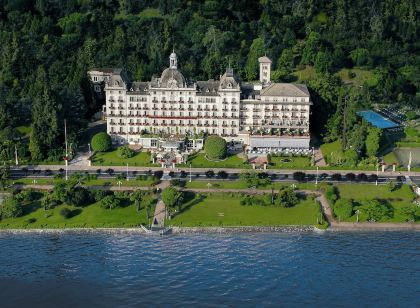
[0,0,417,162]
[204,135,227,160]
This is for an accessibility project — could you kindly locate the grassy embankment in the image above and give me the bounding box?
[0,199,154,229]
[170,192,325,228]
[334,184,417,223]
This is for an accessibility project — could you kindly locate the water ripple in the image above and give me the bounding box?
[0,232,418,307]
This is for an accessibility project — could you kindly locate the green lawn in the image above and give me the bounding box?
[335,68,374,86]
[16,125,31,136]
[171,193,324,227]
[185,180,250,190]
[12,177,155,187]
[185,180,321,191]
[335,184,417,222]
[92,150,158,167]
[320,140,341,164]
[383,150,399,165]
[293,65,316,81]
[0,200,153,229]
[186,152,250,169]
[269,156,311,169]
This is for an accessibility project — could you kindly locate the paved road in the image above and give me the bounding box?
[10,164,420,177]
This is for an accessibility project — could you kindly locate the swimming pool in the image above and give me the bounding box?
[357,110,399,129]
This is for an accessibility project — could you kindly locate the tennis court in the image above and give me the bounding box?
[357,110,399,129]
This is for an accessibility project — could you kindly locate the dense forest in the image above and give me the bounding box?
[0,0,418,162]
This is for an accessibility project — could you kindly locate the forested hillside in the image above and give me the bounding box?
[0,0,418,162]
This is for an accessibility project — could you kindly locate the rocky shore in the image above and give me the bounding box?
[170,225,315,234]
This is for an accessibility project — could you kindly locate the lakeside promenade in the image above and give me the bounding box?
[8,183,420,232]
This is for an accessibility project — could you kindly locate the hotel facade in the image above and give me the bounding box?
[88,52,311,150]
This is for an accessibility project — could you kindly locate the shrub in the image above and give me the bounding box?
[153,170,163,179]
[66,187,92,207]
[333,199,353,219]
[205,170,215,178]
[60,208,72,219]
[117,145,135,159]
[276,188,299,208]
[170,179,186,187]
[325,186,338,204]
[0,197,23,219]
[362,200,393,221]
[400,204,420,222]
[204,135,227,159]
[100,195,120,210]
[293,172,306,182]
[162,186,183,209]
[369,174,378,182]
[240,195,263,206]
[345,173,356,181]
[217,170,228,179]
[331,173,342,181]
[92,189,108,202]
[357,173,368,182]
[91,132,112,152]
[406,111,418,120]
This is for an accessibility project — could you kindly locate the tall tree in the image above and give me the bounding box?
[245,38,265,81]
[29,88,59,160]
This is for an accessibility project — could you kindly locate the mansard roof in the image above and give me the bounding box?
[129,82,150,94]
[196,80,220,96]
[260,83,310,97]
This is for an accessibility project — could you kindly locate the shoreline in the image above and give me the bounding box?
[0,223,418,234]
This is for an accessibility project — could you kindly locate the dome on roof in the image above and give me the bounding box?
[160,68,186,88]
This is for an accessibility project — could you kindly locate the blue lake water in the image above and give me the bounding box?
[0,231,418,307]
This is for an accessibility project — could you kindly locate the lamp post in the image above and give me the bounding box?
[376,166,379,186]
[64,119,69,181]
[189,163,192,183]
[88,143,91,155]
[14,144,18,166]
[315,166,319,186]
[117,180,122,188]
[126,163,129,181]
[356,210,360,223]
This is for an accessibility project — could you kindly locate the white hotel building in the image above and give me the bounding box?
[88,52,311,150]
